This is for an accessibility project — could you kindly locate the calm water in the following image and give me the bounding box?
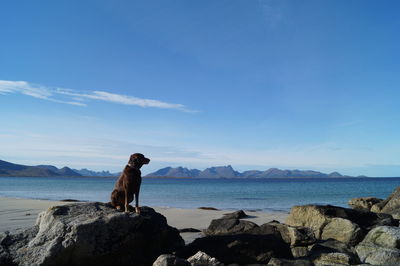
[1,177,399,212]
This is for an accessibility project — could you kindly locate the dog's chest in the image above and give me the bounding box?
[126,168,142,182]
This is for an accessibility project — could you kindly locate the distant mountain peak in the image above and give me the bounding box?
[329,172,343,177]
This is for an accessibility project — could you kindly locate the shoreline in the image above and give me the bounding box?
[0,193,291,213]
[0,196,289,243]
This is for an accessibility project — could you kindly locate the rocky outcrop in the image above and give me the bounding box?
[0,202,184,266]
[196,189,400,265]
[6,188,400,265]
[349,187,400,219]
[348,197,383,211]
[286,204,396,245]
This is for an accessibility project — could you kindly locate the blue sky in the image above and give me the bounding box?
[1,0,399,176]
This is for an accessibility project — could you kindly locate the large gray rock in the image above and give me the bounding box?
[348,197,383,211]
[320,217,363,246]
[309,239,361,265]
[262,221,316,247]
[356,243,400,265]
[204,218,258,235]
[286,204,396,245]
[371,187,400,219]
[0,202,184,266]
[361,226,400,249]
[355,225,400,265]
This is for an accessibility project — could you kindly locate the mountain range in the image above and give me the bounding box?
[0,160,118,177]
[0,159,358,178]
[146,165,353,178]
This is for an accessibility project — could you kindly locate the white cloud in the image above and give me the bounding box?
[56,88,190,111]
[0,80,193,112]
[0,80,49,99]
[0,80,83,106]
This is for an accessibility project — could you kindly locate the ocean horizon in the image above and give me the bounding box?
[1,176,399,212]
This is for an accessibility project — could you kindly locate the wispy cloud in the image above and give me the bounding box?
[0,80,86,106]
[56,88,189,111]
[0,80,193,112]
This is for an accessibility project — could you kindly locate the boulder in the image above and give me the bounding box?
[153,254,190,266]
[187,251,222,266]
[308,239,361,265]
[222,210,248,219]
[0,202,184,266]
[261,221,316,247]
[176,233,292,265]
[286,204,396,245]
[355,225,400,265]
[348,197,383,211]
[204,218,258,235]
[267,257,312,266]
[361,226,400,249]
[371,187,400,219]
[320,217,363,246]
[356,243,400,265]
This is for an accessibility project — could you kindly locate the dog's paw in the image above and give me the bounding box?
[114,206,124,212]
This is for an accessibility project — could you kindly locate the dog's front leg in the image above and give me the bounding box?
[135,192,140,214]
[124,189,129,213]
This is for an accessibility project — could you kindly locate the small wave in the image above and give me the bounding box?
[236,197,268,201]
[263,207,290,213]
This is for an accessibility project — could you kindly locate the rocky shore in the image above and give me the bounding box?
[2,187,400,265]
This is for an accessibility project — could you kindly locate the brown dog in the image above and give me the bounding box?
[110,153,150,214]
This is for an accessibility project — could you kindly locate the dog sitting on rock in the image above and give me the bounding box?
[110,153,150,214]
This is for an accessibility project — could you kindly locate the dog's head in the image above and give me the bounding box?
[128,153,150,169]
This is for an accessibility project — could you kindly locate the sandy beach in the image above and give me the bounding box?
[0,196,288,243]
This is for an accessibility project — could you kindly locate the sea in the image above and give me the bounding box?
[1,176,399,212]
